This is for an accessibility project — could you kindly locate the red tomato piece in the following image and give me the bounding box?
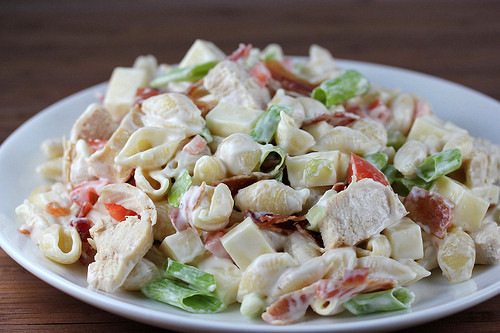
[249,61,271,88]
[134,87,162,107]
[104,203,139,222]
[87,139,108,152]
[70,180,109,208]
[45,202,70,217]
[347,153,390,186]
[182,135,207,155]
[403,186,454,239]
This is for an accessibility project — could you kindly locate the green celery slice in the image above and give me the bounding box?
[141,278,226,314]
[164,258,216,293]
[250,104,292,143]
[150,61,218,88]
[363,152,388,170]
[259,146,285,175]
[312,70,370,107]
[343,286,415,315]
[416,148,462,182]
[167,170,192,207]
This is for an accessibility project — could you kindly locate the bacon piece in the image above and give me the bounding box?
[403,186,454,239]
[185,79,216,116]
[316,268,395,301]
[245,210,306,235]
[227,43,253,62]
[203,231,232,259]
[134,87,162,107]
[264,60,318,96]
[302,111,359,128]
[414,100,432,119]
[215,173,260,196]
[70,217,93,242]
[182,135,207,155]
[168,184,205,232]
[262,284,317,325]
[367,98,391,124]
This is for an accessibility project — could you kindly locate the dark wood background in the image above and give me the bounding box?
[1,0,499,331]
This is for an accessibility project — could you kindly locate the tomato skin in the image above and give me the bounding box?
[104,203,138,222]
[347,153,390,186]
[403,186,454,239]
[45,202,70,217]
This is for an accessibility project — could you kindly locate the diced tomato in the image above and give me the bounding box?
[182,135,207,155]
[18,227,31,235]
[367,98,391,124]
[249,61,271,88]
[403,186,454,239]
[87,139,107,152]
[70,217,92,242]
[414,100,432,119]
[346,153,389,186]
[227,43,252,62]
[134,87,162,107]
[104,203,139,222]
[70,180,109,208]
[45,202,70,217]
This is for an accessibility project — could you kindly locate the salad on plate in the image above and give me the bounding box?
[14,40,500,325]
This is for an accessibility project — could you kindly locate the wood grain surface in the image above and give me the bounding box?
[1,0,499,332]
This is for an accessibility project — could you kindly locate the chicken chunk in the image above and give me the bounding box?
[203,60,270,109]
[70,103,117,142]
[87,183,156,292]
[470,220,500,264]
[319,178,407,249]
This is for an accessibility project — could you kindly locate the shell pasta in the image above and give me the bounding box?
[15,40,500,325]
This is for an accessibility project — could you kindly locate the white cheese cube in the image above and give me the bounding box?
[104,67,148,122]
[383,217,424,260]
[179,39,226,68]
[159,228,204,264]
[220,217,275,270]
[431,176,489,232]
[286,151,345,188]
[197,256,242,305]
[206,102,264,137]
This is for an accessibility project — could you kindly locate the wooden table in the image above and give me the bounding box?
[1,0,499,331]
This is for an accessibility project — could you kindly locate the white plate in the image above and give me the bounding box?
[0,59,499,333]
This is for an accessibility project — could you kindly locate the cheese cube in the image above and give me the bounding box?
[197,256,241,305]
[206,102,264,137]
[179,39,226,68]
[383,217,424,260]
[431,176,489,232]
[159,228,204,264]
[286,151,345,188]
[104,67,148,122]
[220,217,275,270]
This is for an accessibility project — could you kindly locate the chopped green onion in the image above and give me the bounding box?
[141,278,226,314]
[259,146,285,175]
[343,286,415,315]
[382,164,398,185]
[200,126,213,144]
[306,189,336,231]
[250,104,292,143]
[393,176,432,196]
[387,131,406,150]
[312,70,370,107]
[167,170,192,207]
[416,148,462,182]
[363,152,388,170]
[150,61,218,88]
[164,258,216,293]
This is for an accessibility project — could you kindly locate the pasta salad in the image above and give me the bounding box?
[15,40,500,325]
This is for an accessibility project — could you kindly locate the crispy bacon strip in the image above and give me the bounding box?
[316,268,395,301]
[302,111,360,128]
[245,210,306,235]
[203,230,232,259]
[227,43,253,61]
[262,284,317,325]
[182,135,207,155]
[264,60,318,96]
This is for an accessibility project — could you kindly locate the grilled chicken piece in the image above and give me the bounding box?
[203,60,270,109]
[87,183,156,292]
[319,178,406,249]
[70,103,117,142]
